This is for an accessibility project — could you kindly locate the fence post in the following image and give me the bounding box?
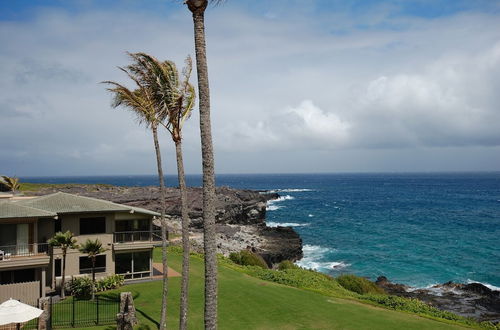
[38,297,51,330]
[96,295,99,325]
[116,292,137,330]
[71,297,75,327]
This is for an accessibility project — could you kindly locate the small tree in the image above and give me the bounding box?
[1,176,21,193]
[79,239,106,300]
[47,231,77,299]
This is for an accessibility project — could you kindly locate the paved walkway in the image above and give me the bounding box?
[152,262,181,278]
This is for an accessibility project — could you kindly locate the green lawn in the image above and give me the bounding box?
[78,249,468,330]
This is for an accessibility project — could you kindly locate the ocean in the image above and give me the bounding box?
[22,172,500,289]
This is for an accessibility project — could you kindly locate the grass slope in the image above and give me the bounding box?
[84,249,467,330]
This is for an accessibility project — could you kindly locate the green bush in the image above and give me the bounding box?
[70,274,125,298]
[96,274,125,291]
[229,250,268,269]
[69,277,93,298]
[277,260,300,270]
[248,267,350,297]
[336,274,385,295]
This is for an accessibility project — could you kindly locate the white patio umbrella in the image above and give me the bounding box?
[0,299,44,328]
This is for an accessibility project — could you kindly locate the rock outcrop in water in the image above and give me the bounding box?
[26,185,303,266]
[376,276,500,323]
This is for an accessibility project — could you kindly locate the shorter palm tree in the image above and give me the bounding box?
[47,231,77,299]
[1,176,20,193]
[79,239,106,300]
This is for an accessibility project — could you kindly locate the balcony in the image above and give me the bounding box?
[112,231,161,251]
[0,243,50,269]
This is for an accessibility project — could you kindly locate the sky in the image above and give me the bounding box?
[1,0,500,176]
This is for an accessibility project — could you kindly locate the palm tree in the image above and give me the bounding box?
[78,239,106,300]
[158,56,195,330]
[185,1,219,328]
[1,175,20,193]
[103,53,170,329]
[120,52,196,329]
[47,231,77,299]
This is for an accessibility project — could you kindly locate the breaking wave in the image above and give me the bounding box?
[295,244,349,271]
[467,279,500,292]
[267,188,314,193]
[267,222,310,228]
[266,195,295,211]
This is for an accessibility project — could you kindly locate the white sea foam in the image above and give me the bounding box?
[267,222,310,228]
[308,214,314,217]
[266,195,295,211]
[274,195,295,202]
[266,205,282,211]
[467,279,500,292]
[267,188,314,193]
[295,244,349,271]
[405,284,460,296]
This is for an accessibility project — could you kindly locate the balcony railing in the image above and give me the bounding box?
[0,243,49,260]
[113,231,162,243]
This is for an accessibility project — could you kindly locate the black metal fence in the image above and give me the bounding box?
[50,296,119,328]
[19,296,119,329]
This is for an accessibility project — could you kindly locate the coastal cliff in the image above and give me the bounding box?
[25,184,303,266]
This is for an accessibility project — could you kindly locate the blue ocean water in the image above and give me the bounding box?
[22,173,500,289]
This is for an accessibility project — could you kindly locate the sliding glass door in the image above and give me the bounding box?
[115,251,151,279]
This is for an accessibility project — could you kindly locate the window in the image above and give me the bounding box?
[80,217,106,235]
[115,251,151,279]
[115,219,150,232]
[79,255,106,274]
[55,259,62,277]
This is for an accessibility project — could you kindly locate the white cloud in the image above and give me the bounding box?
[0,3,499,175]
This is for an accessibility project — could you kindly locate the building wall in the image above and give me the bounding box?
[51,212,153,281]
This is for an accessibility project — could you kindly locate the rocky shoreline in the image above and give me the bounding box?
[24,184,499,323]
[376,276,500,323]
[25,184,303,267]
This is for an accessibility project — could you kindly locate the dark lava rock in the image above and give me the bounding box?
[25,184,303,266]
[375,277,500,323]
[257,225,303,267]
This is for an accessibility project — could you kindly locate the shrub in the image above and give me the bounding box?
[247,267,350,297]
[96,274,125,291]
[337,274,385,295]
[69,277,93,298]
[229,250,268,269]
[70,274,125,298]
[277,260,300,270]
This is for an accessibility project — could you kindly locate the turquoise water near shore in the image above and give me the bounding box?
[23,172,500,289]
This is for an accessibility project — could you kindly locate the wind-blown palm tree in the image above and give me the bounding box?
[103,53,170,329]
[157,56,195,330]
[78,239,106,300]
[1,175,20,193]
[185,1,219,328]
[120,52,196,329]
[47,231,77,299]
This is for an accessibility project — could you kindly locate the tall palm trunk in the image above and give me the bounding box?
[91,257,96,301]
[188,3,218,329]
[152,125,169,330]
[176,140,190,330]
[61,248,67,299]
